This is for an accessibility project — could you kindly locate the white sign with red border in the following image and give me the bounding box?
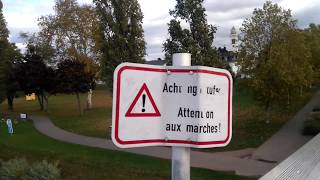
[112,63,233,148]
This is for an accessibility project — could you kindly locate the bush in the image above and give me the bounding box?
[0,158,60,180]
[24,160,60,180]
[0,158,29,180]
[313,106,320,112]
[303,112,320,135]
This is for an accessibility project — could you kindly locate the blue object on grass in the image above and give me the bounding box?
[6,119,13,135]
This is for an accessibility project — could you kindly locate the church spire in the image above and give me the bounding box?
[230,26,238,52]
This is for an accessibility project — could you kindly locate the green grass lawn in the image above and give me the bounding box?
[1,85,112,138]
[47,86,112,138]
[1,83,315,179]
[221,83,317,151]
[0,121,251,180]
[1,84,316,152]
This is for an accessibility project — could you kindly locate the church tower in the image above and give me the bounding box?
[230,26,238,52]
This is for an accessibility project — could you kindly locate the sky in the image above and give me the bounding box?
[2,0,320,61]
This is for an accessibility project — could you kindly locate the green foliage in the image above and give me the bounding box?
[303,112,320,135]
[56,59,95,94]
[25,160,60,180]
[304,24,320,83]
[56,59,95,115]
[3,43,22,111]
[163,0,221,67]
[38,0,100,82]
[15,46,56,111]
[0,158,29,180]
[38,1,100,111]
[0,122,250,180]
[0,1,8,40]
[313,106,320,112]
[0,3,22,108]
[0,40,7,102]
[0,2,9,102]
[239,1,313,109]
[94,0,146,89]
[0,158,60,180]
[19,32,55,66]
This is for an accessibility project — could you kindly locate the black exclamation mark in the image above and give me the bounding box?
[142,94,146,112]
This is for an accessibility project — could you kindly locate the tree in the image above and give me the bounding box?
[38,0,100,109]
[94,0,146,89]
[0,41,7,103]
[0,0,9,103]
[20,32,55,66]
[304,24,320,83]
[0,1,22,110]
[163,0,220,67]
[0,0,7,39]
[15,46,57,111]
[4,43,22,111]
[56,59,95,115]
[239,1,313,109]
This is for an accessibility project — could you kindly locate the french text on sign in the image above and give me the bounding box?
[112,63,233,148]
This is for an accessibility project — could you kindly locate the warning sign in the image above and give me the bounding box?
[125,83,161,117]
[112,63,233,148]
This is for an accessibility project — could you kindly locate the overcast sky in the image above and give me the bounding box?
[2,0,320,60]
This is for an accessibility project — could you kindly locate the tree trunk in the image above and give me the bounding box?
[265,101,271,124]
[287,91,290,106]
[43,94,49,112]
[86,89,93,110]
[41,94,44,110]
[7,95,14,111]
[76,92,83,116]
[37,94,44,111]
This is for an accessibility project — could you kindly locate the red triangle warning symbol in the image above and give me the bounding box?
[125,83,161,117]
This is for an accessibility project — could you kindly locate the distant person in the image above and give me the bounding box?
[6,118,14,135]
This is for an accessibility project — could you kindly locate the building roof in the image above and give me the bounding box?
[145,59,166,66]
[231,26,236,35]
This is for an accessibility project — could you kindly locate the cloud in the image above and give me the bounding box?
[8,27,37,43]
[15,43,26,53]
[205,0,268,13]
[143,24,168,60]
[2,0,320,61]
[2,0,54,29]
[139,0,175,22]
[206,0,320,49]
[294,4,320,28]
[77,0,92,5]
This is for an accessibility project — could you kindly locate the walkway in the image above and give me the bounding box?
[31,115,273,177]
[252,91,320,162]
[30,90,320,177]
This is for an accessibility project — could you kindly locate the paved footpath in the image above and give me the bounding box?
[252,90,320,162]
[31,115,273,177]
[29,90,320,177]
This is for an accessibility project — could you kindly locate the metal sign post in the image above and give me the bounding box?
[172,53,191,180]
[112,54,233,178]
